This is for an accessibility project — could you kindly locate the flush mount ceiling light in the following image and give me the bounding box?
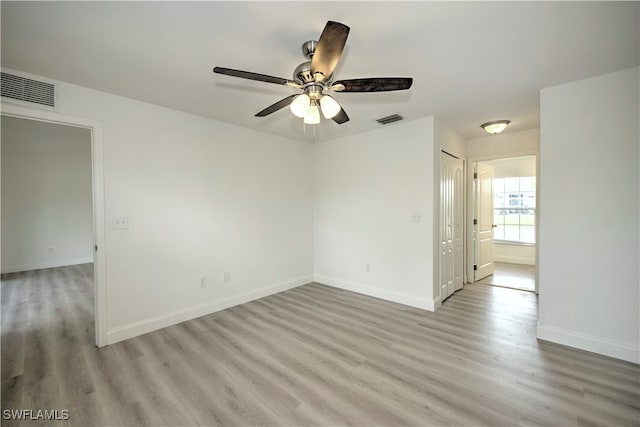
[481,120,511,135]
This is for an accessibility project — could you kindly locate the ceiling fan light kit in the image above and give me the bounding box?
[319,95,341,119]
[304,102,321,125]
[481,120,511,135]
[290,94,311,118]
[213,20,413,129]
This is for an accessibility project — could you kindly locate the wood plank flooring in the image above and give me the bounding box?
[2,264,639,426]
[477,262,536,292]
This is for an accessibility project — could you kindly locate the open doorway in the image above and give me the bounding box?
[0,107,106,347]
[1,116,95,350]
[2,116,93,272]
[469,155,537,292]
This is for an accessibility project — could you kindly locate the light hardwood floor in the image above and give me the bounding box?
[477,262,536,292]
[2,264,639,426]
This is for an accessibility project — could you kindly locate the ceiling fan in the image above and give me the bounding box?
[213,21,413,125]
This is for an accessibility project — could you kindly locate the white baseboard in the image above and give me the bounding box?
[106,274,313,345]
[1,256,94,274]
[494,255,535,265]
[537,324,639,364]
[314,273,436,312]
[432,295,442,310]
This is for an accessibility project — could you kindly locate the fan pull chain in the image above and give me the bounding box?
[302,123,317,141]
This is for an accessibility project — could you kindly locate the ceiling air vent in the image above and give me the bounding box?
[376,114,403,125]
[1,72,55,107]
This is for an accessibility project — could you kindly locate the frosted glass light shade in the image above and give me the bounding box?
[290,94,311,118]
[320,95,341,119]
[304,105,320,124]
[481,120,510,135]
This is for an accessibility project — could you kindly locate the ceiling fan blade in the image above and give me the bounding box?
[214,67,300,87]
[255,94,298,117]
[311,21,350,82]
[332,77,413,92]
[332,107,350,124]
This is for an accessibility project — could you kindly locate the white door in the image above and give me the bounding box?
[474,162,495,281]
[440,152,464,301]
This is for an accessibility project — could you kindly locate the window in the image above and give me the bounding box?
[493,176,535,243]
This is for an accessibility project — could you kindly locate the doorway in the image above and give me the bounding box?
[1,104,106,346]
[469,155,537,293]
[2,117,93,273]
[1,116,96,349]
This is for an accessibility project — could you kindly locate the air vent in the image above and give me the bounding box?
[1,72,55,107]
[376,114,403,125]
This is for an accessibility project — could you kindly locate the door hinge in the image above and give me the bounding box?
[473,265,477,271]
[473,172,478,179]
[94,245,98,252]
[473,219,477,225]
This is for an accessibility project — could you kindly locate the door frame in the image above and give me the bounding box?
[466,150,539,294]
[1,102,108,346]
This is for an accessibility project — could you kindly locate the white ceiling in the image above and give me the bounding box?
[1,1,638,142]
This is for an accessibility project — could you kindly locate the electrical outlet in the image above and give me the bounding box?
[366,264,371,272]
[224,272,231,283]
[47,246,54,254]
[199,276,208,288]
[412,213,423,223]
[112,216,129,230]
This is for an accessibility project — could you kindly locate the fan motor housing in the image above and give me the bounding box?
[293,61,313,84]
[302,40,318,59]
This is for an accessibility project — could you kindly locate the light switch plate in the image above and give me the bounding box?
[112,216,129,230]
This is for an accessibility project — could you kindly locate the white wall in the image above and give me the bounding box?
[467,128,539,159]
[1,68,313,344]
[313,117,466,310]
[1,117,93,273]
[493,244,535,266]
[538,67,639,363]
[484,155,536,178]
[314,117,437,310]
